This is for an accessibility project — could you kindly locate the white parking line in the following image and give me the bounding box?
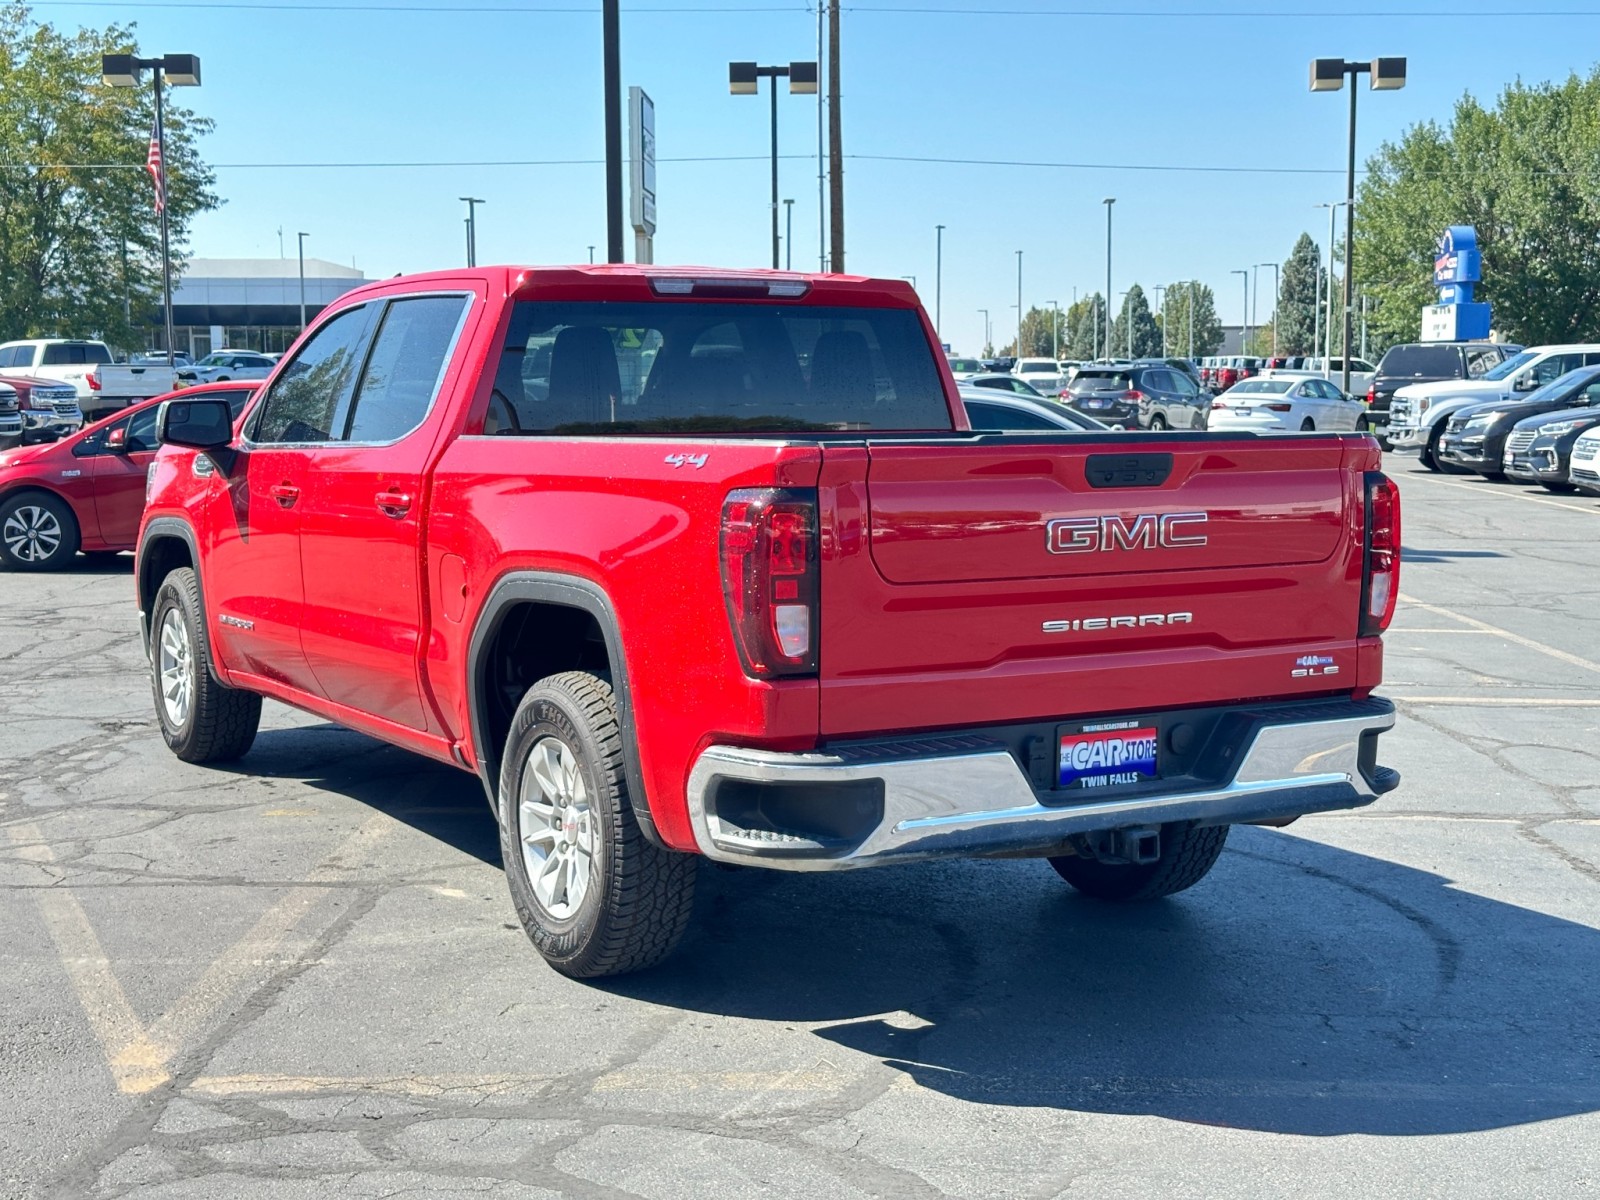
[1400,470,1600,516]
[1398,594,1600,676]
[1391,696,1600,707]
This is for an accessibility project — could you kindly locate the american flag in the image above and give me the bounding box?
[145,119,165,214]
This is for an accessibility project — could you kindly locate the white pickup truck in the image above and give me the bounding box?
[1260,356,1378,397]
[0,339,175,419]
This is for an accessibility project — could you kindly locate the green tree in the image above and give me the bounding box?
[1356,67,1600,348]
[1003,305,1068,358]
[1156,282,1224,358]
[0,5,218,348]
[1111,284,1161,358]
[1063,293,1104,360]
[1277,233,1322,354]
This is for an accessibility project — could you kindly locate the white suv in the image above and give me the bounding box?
[1013,357,1065,393]
[1572,427,1600,495]
[1389,344,1600,469]
[0,339,115,401]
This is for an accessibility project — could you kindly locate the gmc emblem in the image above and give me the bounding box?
[1047,512,1209,555]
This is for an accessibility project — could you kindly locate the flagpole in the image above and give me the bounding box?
[152,63,176,370]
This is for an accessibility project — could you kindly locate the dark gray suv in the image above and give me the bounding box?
[1064,364,1209,430]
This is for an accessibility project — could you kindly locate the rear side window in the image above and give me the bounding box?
[41,343,111,366]
[345,295,468,443]
[1070,371,1129,391]
[491,301,950,433]
[250,305,372,444]
[1379,345,1461,377]
[965,400,1061,431]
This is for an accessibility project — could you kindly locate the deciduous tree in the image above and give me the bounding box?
[0,5,218,348]
[1155,283,1224,358]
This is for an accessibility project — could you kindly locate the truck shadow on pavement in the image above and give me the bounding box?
[612,825,1600,1138]
[242,729,1599,1139]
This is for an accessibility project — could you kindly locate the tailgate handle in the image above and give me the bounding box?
[1084,452,1173,489]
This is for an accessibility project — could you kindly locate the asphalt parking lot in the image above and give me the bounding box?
[3,462,1599,1200]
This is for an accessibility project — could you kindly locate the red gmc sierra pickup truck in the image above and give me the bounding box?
[137,265,1401,978]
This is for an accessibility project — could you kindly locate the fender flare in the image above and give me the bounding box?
[465,571,662,847]
[136,518,215,676]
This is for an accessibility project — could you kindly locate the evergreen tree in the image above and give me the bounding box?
[1111,284,1161,358]
[1277,234,1323,355]
[1064,293,1104,360]
[1156,283,1224,358]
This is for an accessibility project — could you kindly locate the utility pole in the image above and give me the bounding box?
[827,0,844,273]
[1102,198,1115,363]
[817,0,826,271]
[460,197,484,267]
[602,0,623,263]
[784,198,794,270]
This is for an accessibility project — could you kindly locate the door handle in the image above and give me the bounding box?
[270,483,300,508]
[375,489,413,518]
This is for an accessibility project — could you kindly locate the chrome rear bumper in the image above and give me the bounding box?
[686,700,1396,871]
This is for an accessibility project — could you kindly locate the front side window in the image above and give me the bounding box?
[250,306,372,444]
[490,301,950,433]
[125,406,160,452]
[1531,354,1583,386]
[345,295,468,443]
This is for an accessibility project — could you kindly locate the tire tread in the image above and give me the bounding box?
[153,567,261,763]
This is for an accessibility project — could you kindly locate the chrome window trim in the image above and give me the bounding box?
[239,289,474,452]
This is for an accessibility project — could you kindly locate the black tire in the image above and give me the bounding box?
[1149,413,1168,431]
[150,567,261,763]
[1419,425,1445,472]
[1048,823,1229,901]
[0,490,79,571]
[1543,481,1578,493]
[1300,417,1316,431]
[499,671,696,978]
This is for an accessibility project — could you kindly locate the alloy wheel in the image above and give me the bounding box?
[3,505,63,563]
[157,607,194,728]
[517,736,596,920]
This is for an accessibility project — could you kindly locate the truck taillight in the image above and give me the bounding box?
[720,488,819,678]
[87,372,101,391]
[1361,472,1401,637]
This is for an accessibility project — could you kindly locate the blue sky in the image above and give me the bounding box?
[43,0,1600,356]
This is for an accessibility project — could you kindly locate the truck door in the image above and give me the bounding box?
[202,304,377,692]
[297,292,475,732]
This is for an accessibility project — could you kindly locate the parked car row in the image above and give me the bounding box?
[0,382,258,570]
[1423,365,1600,492]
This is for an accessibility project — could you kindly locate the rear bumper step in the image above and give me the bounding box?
[686,698,1397,871]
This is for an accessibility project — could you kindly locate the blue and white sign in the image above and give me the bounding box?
[1422,225,1491,342]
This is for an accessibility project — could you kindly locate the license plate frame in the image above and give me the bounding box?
[1057,719,1160,791]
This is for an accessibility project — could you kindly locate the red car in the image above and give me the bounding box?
[137,266,1400,979]
[0,381,258,570]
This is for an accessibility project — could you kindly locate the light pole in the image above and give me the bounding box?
[1187,281,1196,360]
[1314,201,1349,378]
[1118,291,1131,358]
[935,224,945,334]
[1250,265,1260,356]
[783,199,794,270]
[729,61,819,270]
[460,197,485,267]
[588,245,595,264]
[1232,269,1249,355]
[1102,198,1115,365]
[1256,262,1279,356]
[1047,300,1060,359]
[1153,284,1167,357]
[1311,55,1407,393]
[297,232,309,331]
[978,308,990,355]
[1015,250,1023,360]
[101,51,201,368]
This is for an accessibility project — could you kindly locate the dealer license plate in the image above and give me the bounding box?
[1059,722,1159,790]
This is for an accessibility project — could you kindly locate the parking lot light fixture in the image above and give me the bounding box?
[1047,300,1060,360]
[1256,262,1279,356]
[1152,285,1167,357]
[101,51,200,369]
[729,60,818,269]
[1102,198,1115,362]
[297,232,309,331]
[1310,56,1406,393]
[978,308,990,355]
[1232,269,1249,355]
[460,197,485,267]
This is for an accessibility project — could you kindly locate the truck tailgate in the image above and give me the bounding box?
[816,435,1373,738]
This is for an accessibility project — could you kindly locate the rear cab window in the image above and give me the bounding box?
[490,301,951,434]
[1379,345,1462,377]
[41,343,112,366]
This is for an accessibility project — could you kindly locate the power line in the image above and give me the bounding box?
[33,1,805,11]
[844,4,1600,15]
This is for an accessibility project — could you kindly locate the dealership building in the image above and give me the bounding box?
[163,257,371,358]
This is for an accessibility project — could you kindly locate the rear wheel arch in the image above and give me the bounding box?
[467,573,661,846]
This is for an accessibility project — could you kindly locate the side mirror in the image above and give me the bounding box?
[157,398,233,450]
[1515,376,1537,391]
[105,425,129,452]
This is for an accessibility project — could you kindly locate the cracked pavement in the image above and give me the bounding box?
[3,463,1599,1199]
